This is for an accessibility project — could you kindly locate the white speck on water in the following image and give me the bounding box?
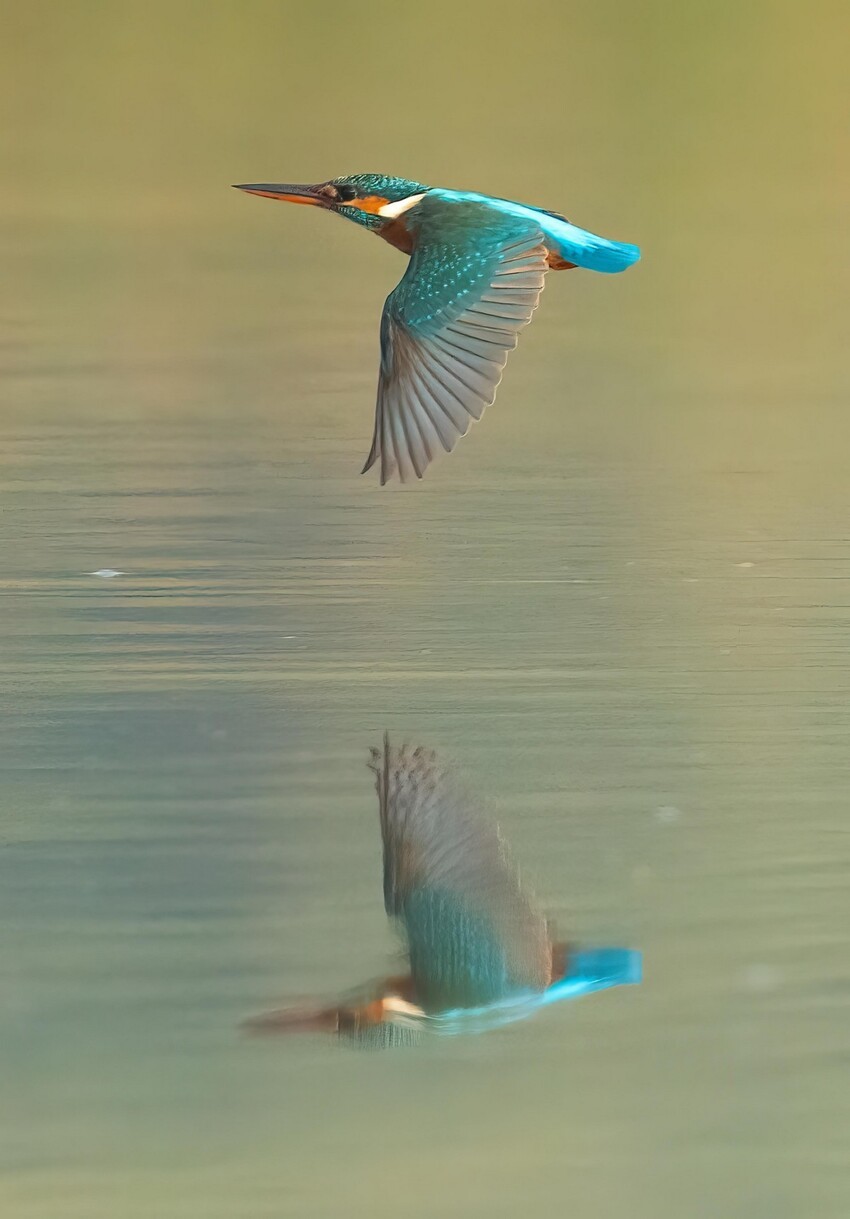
[88,569,125,578]
[736,561,755,568]
[740,963,782,993]
[654,805,683,825]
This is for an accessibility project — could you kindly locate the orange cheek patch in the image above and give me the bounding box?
[348,195,390,215]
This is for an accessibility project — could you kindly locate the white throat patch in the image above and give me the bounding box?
[382,996,425,1021]
[377,193,426,219]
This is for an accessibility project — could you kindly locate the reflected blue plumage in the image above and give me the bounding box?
[432,947,642,1036]
[374,736,554,1010]
[403,888,516,1011]
[244,736,641,1046]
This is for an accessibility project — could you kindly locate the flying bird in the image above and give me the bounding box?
[245,736,640,1046]
[234,175,640,484]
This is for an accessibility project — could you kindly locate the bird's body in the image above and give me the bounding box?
[245,736,640,1046]
[235,175,639,483]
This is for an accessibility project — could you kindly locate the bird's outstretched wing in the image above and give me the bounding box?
[368,734,552,1011]
[362,197,548,484]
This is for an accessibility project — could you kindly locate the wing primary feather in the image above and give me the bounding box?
[453,313,521,335]
[412,385,456,453]
[416,377,467,445]
[443,324,512,356]
[408,394,438,465]
[381,730,390,842]
[426,338,507,390]
[415,360,475,430]
[424,342,495,403]
[445,322,508,346]
[397,393,425,480]
[387,401,409,484]
[361,401,381,474]
[423,339,492,395]
[430,333,498,379]
[380,395,396,486]
[467,302,531,323]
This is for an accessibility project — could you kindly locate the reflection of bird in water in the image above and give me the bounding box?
[234,174,639,483]
[246,736,639,1047]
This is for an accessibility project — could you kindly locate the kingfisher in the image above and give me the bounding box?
[245,735,640,1047]
[234,174,640,484]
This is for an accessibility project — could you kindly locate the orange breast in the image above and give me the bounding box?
[378,216,415,255]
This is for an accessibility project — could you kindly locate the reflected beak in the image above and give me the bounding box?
[232,182,326,206]
[241,1003,342,1035]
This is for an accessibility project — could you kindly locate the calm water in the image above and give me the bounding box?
[3,3,849,1217]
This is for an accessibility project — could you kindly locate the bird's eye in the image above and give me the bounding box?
[335,183,358,203]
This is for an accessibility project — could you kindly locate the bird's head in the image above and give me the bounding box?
[233,173,431,229]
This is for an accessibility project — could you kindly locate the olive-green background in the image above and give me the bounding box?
[2,3,848,1217]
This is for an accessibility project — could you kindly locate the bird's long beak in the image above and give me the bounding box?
[232,182,326,206]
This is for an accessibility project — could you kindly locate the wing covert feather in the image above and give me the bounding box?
[362,197,548,484]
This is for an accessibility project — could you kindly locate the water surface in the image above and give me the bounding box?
[3,4,849,1217]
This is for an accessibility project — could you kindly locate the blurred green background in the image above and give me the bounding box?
[2,3,849,1218]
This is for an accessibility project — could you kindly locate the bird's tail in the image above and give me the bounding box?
[543,946,642,1002]
[546,220,640,274]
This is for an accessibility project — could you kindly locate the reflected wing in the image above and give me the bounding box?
[362,198,548,484]
[369,734,552,1011]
